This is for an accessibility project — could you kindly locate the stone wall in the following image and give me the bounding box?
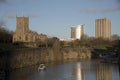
[13,17,47,43]
[0,48,91,69]
[62,48,91,61]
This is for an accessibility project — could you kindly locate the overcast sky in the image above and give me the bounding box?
[0,0,120,38]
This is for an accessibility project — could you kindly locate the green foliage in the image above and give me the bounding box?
[0,43,29,50]
[60,37,113,49]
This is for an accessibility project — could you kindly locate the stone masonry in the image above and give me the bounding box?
[13,17,47,44]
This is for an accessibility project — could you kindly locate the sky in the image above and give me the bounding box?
[0,0,120,39]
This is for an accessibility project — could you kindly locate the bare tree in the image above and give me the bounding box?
[0,21,12,43]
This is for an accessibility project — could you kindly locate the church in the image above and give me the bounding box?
[13,16,47,47]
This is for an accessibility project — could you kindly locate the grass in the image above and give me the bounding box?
[0,43,28,50]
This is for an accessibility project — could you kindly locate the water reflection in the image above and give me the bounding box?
[6,60,120,80]
[7,65,38,80]
[72,63,84,80]
[119,64,120,76]
[96,63,112,80]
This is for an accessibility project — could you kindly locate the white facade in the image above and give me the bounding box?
[71,25,84,40]
[60,38,76,41]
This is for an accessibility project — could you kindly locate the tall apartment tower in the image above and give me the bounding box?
[95,18,111,40]
[71,24,84,40]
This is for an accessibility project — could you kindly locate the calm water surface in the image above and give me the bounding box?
[7,60,120,80]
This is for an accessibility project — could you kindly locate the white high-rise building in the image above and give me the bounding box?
[71,24,84,40]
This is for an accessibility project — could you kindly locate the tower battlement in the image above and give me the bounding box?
[13,16,47,46]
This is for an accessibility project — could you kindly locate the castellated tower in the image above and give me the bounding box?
[13,16,47,44]
[16,17,29,34]
[13,16,31,42]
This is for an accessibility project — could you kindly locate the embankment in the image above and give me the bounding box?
[0,47,91,69]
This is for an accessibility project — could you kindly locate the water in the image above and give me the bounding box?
[7,60,120,80]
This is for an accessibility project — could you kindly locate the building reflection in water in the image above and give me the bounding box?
[72,63,84,80]
[119,64,120,76]
[96,63,112,80]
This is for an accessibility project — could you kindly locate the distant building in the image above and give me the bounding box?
[13,16,47,47]
[71,24,84,40]
[95,18,111,40]
[60,38,75,42]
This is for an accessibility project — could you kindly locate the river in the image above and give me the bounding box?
[7,60,120,80]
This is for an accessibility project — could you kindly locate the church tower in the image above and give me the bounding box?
[13,16,47,47]
[16,17,29,34]
[13,16,29,42]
